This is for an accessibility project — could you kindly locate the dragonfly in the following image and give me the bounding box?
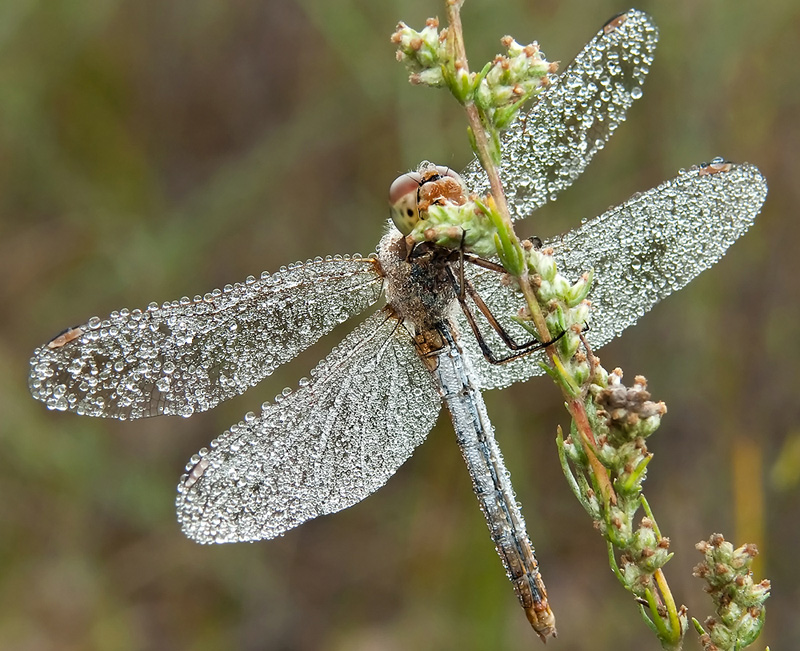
[28,9,767,639]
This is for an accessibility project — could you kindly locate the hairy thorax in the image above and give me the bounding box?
[377,229,459,333]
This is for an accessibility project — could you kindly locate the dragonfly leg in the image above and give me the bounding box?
[458,251,547,351]
[446,264,567,365]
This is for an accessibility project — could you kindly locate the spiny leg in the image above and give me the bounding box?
[446,262,567,365]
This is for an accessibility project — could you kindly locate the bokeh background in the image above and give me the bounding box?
[2,0,798,649]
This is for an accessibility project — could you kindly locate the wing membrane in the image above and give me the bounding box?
[177,309,440,543]
[29,255,383,419]
[460,9,658,220]
[459,162,768,390]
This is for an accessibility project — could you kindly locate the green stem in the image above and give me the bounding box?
[556,426,589,509]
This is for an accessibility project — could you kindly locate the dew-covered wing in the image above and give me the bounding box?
[459,162,768,390]
[29,255,384,420]
[460,9,658,220]
[177,309,440,543]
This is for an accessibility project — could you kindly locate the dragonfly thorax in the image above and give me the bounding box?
[378,230,459,331]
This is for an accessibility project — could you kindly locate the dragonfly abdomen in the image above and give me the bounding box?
[431,322,556,640]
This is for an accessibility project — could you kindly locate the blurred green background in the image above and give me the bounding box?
[2,0,798,649]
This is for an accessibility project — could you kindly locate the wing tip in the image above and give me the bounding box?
[600,8,659,45]
[696,159,769,211]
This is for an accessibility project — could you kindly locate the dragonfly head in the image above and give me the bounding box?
[389,162,465,235]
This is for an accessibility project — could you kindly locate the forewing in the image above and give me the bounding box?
[177,309,441,543]
[29,255,383,419]
[459,162,768,390]
[460,9,658,220]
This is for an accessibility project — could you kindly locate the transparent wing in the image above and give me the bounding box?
[177,309,441,543]
[29,255,384,419]
[458,162,768,390]
[460,9,658,220]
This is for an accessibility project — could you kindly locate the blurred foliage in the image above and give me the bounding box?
[2,0,798,649]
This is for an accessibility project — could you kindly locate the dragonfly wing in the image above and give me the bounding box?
[553,162,767,353]
[29,256,384,419]
[460,9,658,220]
[460,162,768,390]
[177,309,441,543]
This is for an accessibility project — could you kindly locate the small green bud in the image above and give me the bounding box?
[391,18,448,88]
[731,542,758,571]
[411,200,498,258]
[566,270,593,307]
[732,607,767,648]
[570,357,591,387]
[527,247,557,282]
[413,67,446,87]
[706,617,735,649]
[550,274,571,301]
[474,36,556,130]
[573,300,590,327]
[694,534,770,649]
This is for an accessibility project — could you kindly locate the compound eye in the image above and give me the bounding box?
[388,171,423,236]
[388,171,423,205]
[434,166,463,187]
